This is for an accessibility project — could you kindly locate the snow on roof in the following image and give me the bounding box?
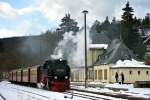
[89,44,108,49]
[112,59,150,68]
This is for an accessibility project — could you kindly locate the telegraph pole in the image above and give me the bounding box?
[82,10,88,88]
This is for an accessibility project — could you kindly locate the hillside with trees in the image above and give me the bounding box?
[0,14,79,73]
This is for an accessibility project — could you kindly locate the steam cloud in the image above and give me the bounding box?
[51,29,92,67]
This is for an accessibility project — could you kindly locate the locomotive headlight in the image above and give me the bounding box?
[54,76,57,79]
[59,58,62,61]
[65,76,68,79]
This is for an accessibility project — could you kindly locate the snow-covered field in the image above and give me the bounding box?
[0,81,89,100]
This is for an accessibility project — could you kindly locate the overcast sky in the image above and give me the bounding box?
[0,0,150,38]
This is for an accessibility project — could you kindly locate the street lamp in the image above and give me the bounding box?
[82,10,88,88]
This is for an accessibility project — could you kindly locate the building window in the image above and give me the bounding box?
[146,71,149,75]
[98,70,102,80]
[95,70,97,80]
[129,70,132,75]
[138,71,140,75]
[104,69,107,80]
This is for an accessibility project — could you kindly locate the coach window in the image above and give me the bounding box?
[129,70,132,75]
[138,71,140,75]
[146,71,149,75]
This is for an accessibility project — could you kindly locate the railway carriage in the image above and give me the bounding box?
[29,65,40,84]
[16,69,22,82]
[14,70,17,82]
[8,71,12,81]
[22,68,29,83]
[9,69,17,82]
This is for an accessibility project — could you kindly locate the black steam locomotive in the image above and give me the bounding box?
[41,59,70,91]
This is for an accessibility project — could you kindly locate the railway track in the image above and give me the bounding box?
[11,86,108,100]
[6,82,124,100]
[9,84,122,100]
[71,88,150,100]
[0,93,6,100]
[2,82,50,100]
[64,90,126,100]
[10,87,51,100]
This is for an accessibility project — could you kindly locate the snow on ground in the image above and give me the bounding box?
[105,84,150,98]
[72,82,150,99]
[0,81,149,100]
[105,83,133,89]
[0,81,88,100]
[105,83,150,98]
[106,84,150,98]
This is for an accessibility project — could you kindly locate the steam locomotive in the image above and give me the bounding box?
[8,59,70,92]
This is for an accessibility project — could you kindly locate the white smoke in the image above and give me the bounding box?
[51,28,92,67]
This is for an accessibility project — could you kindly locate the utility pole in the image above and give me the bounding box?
[39,36,42,63]
[82,10,88,88]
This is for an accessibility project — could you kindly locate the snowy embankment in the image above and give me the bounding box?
[105,83,150,98]
[0,81,88,100]
[71,82,150,99]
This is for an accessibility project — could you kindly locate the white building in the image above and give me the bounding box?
[94,59,150,83]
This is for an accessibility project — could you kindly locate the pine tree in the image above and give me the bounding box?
[96,16,110,36]
[109,17,121,39]
[133,17,141,28]
[90,20,100,34]
[101,16,110,30]
[89,20,101,42]
[121,2,134,48]
[121,2,134,27]
[94,17,120,40]
[112,17,116,24]
[142,13,150,26]
[59,14,79,34]
[121,2,145,59]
